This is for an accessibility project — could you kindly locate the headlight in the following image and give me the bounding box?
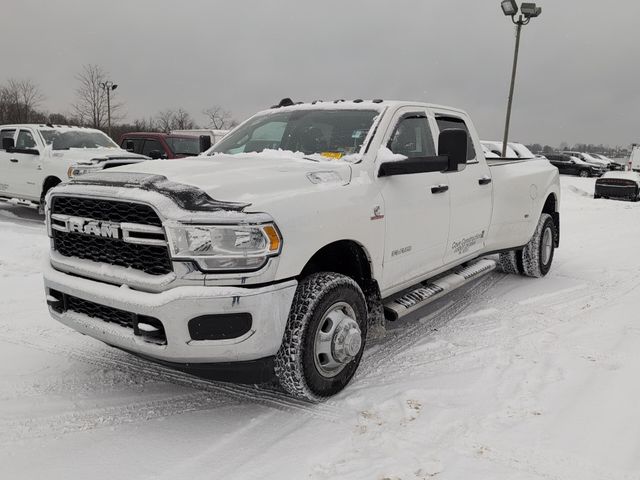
[67,165,102,177]
[166,223,282,272]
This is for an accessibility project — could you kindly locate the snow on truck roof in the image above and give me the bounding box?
[264,99,468,115]
[0,124,102,133]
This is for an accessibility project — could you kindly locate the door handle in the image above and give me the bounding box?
[478,176,492,185]
[431,184,449,194]
[9,158,18,163]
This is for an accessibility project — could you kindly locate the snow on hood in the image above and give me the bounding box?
[105,149,352,207]
[53,147,148,164]
[601,171,640,182]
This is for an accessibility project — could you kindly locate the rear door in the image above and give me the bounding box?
[378,107,451,289]
[432,111,493,265]
[0,128,17,195]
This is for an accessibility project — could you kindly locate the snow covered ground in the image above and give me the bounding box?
[1,176,640,480]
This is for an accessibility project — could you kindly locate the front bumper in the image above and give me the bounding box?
[44,262,297,364]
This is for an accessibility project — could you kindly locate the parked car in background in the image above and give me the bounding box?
[562,151,612,170]
[44,99,560,400]
[546,153,603,177]
[595,171,640,201]
[119,132,212,159]
[592,153,624,170]
[170,129,229,146]
[508,142,536,159]
[0,124,148,211]
[481,140,519,158]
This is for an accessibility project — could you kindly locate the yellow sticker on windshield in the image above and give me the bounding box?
[321,152,343,159]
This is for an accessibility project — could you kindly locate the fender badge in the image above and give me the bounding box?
[370,205,384,221]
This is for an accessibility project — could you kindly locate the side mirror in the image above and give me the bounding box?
[148,150,164,159]
[2,137,14,150]
[199,135,212,152]
[125,140,135,152]
[438,129,468,171]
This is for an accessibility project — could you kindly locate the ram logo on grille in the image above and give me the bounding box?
[50,213,167,247]
[72,218,119,238]
[52,216,120,239]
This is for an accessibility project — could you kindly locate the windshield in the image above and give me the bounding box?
[39,129,118,150]
[211,109,379,157]
[166,137,201,156]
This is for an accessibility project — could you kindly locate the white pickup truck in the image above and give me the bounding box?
[43,100,560,401]
[0,124,148,211]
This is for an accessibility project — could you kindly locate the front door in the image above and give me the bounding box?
[0,128,18,196]
[432,112,493,265]
[12,129,43,199]
[378,107,451,290]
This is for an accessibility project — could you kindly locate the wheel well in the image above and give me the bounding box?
[300,240,373,290]
[542,193,560,247]
[41,176,61,200]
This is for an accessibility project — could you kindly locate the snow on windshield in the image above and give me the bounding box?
[39,129,118,150]
[211,108,380,160]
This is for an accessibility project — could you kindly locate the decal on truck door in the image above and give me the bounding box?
[451,231,485,255]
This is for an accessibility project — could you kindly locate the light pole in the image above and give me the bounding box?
[500,1,542,157]
[99,80,118,137]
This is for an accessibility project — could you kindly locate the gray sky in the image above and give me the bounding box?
[3,0,639,146]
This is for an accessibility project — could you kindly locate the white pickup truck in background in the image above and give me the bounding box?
[0,124,149,211]
[43,100,561,401]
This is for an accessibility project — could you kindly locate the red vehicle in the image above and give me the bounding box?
[119,132,211,159]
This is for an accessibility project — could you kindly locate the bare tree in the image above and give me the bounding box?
[0,79,44,123]
[153,108,196,132]
[154,109,175,133]
[73,64,122,129]
[203,105,236,129]
[172,108,196,130]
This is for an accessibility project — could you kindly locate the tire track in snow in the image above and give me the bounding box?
[0,333,343,439]
[0,391,231,445]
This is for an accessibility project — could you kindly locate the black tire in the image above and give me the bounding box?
[579,170,589,178]
[38,178,60,215]
[497,250,521,275]
[521,213,556,278]
[274,272,367,401]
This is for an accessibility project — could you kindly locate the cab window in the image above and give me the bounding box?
[142,139,164,156]
[388,114,436,158]
[16,130,36,149]
[0,129,16,150]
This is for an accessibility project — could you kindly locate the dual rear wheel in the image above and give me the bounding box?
[498,213,556,278]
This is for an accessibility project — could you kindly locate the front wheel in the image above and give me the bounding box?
[275,272,367,401]
[579,170,590,178]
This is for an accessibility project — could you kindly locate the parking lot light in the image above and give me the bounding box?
[521,3,542,18]
[500,1,542,157]
[501,0,519,16]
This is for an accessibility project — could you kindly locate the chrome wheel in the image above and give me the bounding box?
[313,302,362,378]
[541,226,553,266]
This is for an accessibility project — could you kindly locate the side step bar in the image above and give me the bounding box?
[383,258,496,321]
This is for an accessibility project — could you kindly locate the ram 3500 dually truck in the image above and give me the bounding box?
[0,124,148,211]
[43,100,560,401]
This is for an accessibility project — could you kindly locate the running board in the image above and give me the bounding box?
[383,258,496,321]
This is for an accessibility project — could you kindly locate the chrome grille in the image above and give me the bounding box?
[50,196,173,276]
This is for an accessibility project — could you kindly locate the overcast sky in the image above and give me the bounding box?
[3,0,639,146]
